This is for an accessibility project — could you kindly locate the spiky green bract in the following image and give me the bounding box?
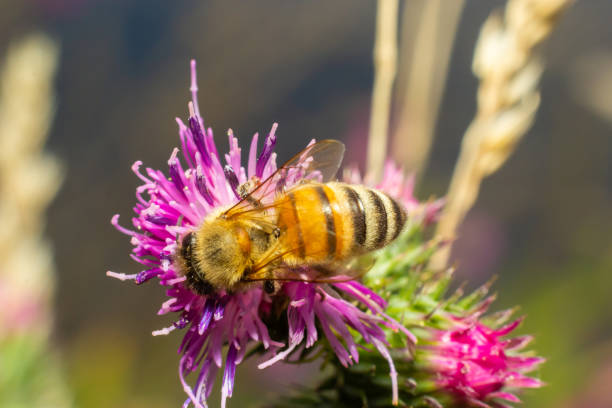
[266,216,543,408]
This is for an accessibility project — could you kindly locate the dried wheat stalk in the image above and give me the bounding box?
[366,0,399,182]
[429,0,571,271]
[0,33,62,337]
[0,32,71,407]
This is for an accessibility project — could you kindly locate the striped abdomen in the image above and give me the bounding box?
[276,182,407,263]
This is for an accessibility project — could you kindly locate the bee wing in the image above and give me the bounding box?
[242,241,372,284]
[280,264,370,284]
[223,139,345,219]
[243,261,371,285]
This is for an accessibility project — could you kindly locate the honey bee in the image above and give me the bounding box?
[176,140,407,295]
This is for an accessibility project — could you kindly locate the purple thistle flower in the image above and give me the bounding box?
[422,311,544,407]
[108,60,414,407]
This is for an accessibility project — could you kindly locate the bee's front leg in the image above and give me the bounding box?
[272,227,281,239]
[237,176,262,203]
[263,279,281,295]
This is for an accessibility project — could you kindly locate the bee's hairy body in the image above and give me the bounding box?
[277,182,406,264]
[178,207,272,295]
[177,181,407,295]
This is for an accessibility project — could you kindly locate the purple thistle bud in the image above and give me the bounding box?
[422,312,544,407]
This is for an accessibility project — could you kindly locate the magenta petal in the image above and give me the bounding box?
[467,398,493,408]
[221,345,237,408]
[506,374,544,389]
[494,318,524,337]
[503,335,534,350]
[247,133,258,179]
[223,165,241,200]
[255,124,277,178]
[197,299,215,334]
[489,391,521,402]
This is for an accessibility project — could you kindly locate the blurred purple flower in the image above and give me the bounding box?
[423,309,544,407]
[108,61,414,407]
[451,211,508,283]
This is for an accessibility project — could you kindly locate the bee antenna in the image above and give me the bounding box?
[175,215,184,245]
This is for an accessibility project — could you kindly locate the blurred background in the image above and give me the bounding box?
[0,0,610,407]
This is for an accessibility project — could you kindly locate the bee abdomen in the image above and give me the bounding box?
[329,182,406,256]
[277,182,407,263]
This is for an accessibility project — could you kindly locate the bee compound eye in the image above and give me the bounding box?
[181,232,194,260]
[181,232,193,248]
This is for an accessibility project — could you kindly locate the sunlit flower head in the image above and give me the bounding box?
[108,60,415,407]
[423,307,544,407]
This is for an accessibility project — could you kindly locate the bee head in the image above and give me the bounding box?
[182,218,251,292]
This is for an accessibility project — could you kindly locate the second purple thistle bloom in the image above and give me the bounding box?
[108,61,416,408]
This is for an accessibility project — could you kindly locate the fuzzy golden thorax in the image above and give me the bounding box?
[177,209,272,294]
